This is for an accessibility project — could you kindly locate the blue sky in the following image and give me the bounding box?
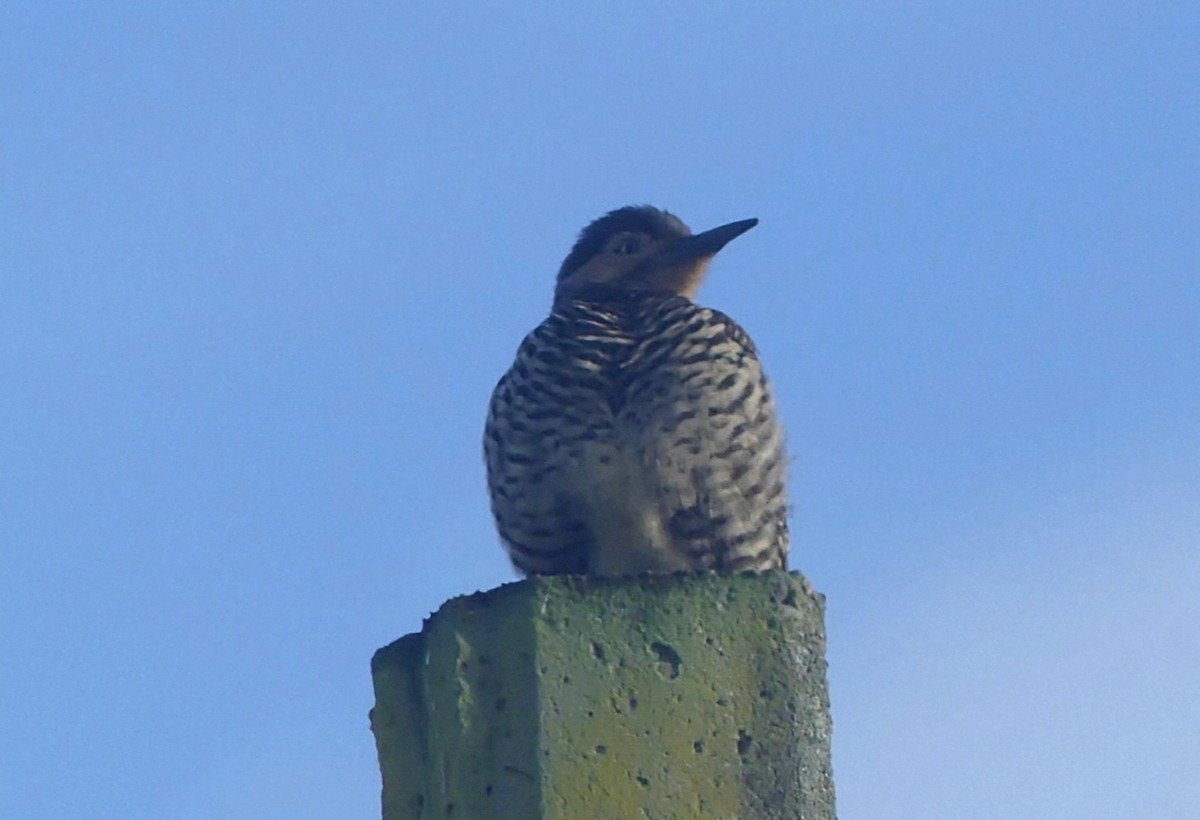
[2,3,1197,818]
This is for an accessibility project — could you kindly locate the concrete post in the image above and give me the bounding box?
[370,571,835,819]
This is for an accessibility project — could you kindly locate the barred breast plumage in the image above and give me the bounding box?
[484,205,789,576]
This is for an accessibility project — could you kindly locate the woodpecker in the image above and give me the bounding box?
[484,205,789,576]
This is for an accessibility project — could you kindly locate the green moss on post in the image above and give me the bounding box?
[370,571,835,819]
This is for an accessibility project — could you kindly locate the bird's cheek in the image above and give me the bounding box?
[637,261,708,298]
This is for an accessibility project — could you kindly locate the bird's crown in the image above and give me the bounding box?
[557,205,691,282]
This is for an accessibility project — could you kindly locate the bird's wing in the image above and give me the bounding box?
[622,301,790,571]
[484,321,597,575]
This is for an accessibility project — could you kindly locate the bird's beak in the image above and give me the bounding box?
[662,218,758,263]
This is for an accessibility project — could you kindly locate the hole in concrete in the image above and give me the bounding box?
[737,730,753,756]
[650,641,682,679]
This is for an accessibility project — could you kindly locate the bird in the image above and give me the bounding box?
[484,205,789,577]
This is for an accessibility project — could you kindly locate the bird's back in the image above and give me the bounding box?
[485,288,789,576]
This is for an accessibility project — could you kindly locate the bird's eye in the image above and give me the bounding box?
[612,237,641,255]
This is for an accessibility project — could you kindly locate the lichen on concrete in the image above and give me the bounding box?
[371,571,835,819]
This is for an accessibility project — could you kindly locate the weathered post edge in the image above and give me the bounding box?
[370,570,835,819]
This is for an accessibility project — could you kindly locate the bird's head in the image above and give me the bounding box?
[554,205,757,304]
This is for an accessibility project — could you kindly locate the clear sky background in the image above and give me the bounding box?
[2,4,1197,818]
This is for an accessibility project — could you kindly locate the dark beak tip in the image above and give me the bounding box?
[711,216,760,247]
[666,215,761,262]
[719,217,759,241]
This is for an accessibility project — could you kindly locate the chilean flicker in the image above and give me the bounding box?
[484,205,789,576]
